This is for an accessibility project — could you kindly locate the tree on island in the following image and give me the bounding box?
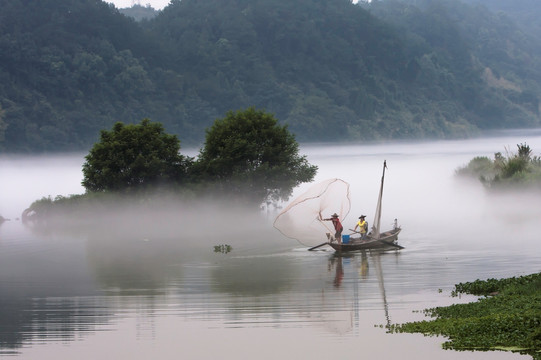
[25,108,317,224]
[194,107,318,205]
[82,119,191,193]
[456,143,541,189]
[80,108,317,205]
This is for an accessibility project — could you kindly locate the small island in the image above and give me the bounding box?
[456,143,541,190]
[21,108,317,225]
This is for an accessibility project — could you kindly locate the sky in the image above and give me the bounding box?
[108,0,362,11]
[108,0,171,10]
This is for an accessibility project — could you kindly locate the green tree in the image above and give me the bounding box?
[195,107,317,205]
[82,119,189,193]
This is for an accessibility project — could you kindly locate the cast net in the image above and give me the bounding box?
[273,178,351,246]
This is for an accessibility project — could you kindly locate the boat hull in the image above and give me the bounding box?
[329,228,402,252]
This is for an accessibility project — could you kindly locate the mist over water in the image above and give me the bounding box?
[1,131,540,360]
[301,133,541,250]
[0,153,85,219]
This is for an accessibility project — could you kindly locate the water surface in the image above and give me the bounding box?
[1,132,540,359]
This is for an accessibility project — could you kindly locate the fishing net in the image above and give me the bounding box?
[273,178,351,246]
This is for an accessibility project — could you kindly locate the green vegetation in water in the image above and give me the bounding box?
[388,273,541,359]
[213,245,233,254]
[456,143,541,190]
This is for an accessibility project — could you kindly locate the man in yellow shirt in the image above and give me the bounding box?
[354,215,368,239]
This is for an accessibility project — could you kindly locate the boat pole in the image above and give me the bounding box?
[308,242,329,251]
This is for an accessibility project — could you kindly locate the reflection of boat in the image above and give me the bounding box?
[328,250,392,328]
[329,161,403,252]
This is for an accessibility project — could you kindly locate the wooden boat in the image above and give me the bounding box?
[327,227,402,252]
[325,160,403,252]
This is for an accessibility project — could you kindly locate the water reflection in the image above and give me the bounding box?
[327,250,395,330]
[1,223,399,349]
[329,254,344,287]
[211,255,295,296]
[86,233,185,296]
[0,217,532,359]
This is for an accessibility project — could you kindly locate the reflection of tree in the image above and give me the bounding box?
[86,233,188,295]
[0,231,111,353]
[22,202,286,296]
[0,299,32,353]
[0,296,117,353]
[210,255,295,296]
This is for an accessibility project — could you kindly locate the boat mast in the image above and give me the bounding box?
[372,160,387,239]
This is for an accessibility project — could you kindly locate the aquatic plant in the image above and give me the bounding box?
[389,272,541,358]
[213,244,233,254]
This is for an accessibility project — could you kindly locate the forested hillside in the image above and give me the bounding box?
[0,0,172,151]
[1,0,540,152]
[462,0,541,36]
[364,0,541,128]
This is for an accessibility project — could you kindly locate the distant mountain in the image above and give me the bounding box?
[0,0,540,152]
[0,0,170,152]
[118,4,159,21]
[461,0,541,36]
[364,0,541,128]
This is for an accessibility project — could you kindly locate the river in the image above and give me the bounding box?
[1,131,540,359]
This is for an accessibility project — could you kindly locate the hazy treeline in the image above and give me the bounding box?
[1,0,541,152]
[461,0,541,36]
[456,143,541,189]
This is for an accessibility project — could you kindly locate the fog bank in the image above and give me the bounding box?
[2,131,541,253]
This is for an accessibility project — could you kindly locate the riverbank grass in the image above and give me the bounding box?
[389,273,541,358]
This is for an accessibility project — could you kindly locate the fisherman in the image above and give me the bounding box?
[322,213,344,242]
[354,215,368,239]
